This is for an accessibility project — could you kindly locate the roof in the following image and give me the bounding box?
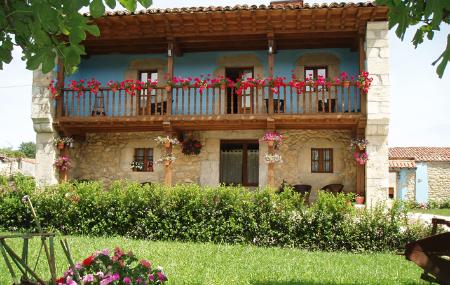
[83,1,388,54]
[389,159,416,169]
[389,147,450,162]
[88,2,381,17]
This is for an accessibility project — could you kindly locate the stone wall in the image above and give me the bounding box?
[365,21,390,206]
[31,69,58,186]
[427,161,450,201]
[68,129,356,196]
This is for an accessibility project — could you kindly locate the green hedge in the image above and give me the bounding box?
[0,175,428,252]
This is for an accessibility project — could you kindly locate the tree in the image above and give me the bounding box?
[0,0,152,75]
[19,141,36,158]
[376,0,450,78]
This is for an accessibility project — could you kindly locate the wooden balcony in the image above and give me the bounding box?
[55,83,366,134]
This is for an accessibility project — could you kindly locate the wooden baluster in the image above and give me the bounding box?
[166,87,172,116]
[182,88,185,115]
[218,87,222,115]
[212,87,216,115]
[321,86,325,113]
[302,87,306,114]
[354,85,358,113]
[63,91,70,117]
[76,92,80,117]
[105,90,108,116]
[328,85,332,113]
[124,91,128,116]
[111,90,115,117]
[341,85,345,113]
[289,86,293,114]
[195,87,199,115]
[200,88,204,115]
[187,87,191,115]
[175,88,179,115]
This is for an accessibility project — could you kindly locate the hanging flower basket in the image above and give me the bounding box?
[54,155,71,171]
[182,138,202,155]
[264,153,283,164]
[350,138,369,151]
[154,136,179,146]
[260,131,283,150]
[355,195,365,205]
[157,154,176,164]
[354,151,369,165]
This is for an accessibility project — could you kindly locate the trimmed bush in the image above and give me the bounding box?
[0,175,428,252]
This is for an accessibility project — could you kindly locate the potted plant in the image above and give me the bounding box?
[357,71,373,95]
[87,78,101,95]
[340,71,350,88]
[48,80,60,97]
[107,80,120,92]
[155,136,179,148]
[261,131,283,149]
[355,194,365,205]
[55,247,167,284]
[350,138,369,151]
[354,151,369,165]
[182,138,202,155]
[264,153,283,163]
[157,154,176,166]
[130,161,144,171]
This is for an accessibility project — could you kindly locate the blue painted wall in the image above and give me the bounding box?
[67,48,359,115]
[397,169,408,201]
[415,162,429,203]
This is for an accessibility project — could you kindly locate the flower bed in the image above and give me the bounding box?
[57,247,167,285]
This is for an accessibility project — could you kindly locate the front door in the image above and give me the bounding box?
[225,67,253,114]
[220,140,259,186]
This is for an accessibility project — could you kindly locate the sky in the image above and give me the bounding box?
[0,0,449,149]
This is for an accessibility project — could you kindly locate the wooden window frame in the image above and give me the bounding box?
[133,148,154,172]
[220,140,259,187]
[311,148,333,173]
[304,66,328,80]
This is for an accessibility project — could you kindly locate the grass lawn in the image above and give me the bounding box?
[411,208,450,217]
[0,235,426,285]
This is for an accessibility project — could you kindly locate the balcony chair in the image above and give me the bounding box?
[321,184,344,194]
[264,98,285,113]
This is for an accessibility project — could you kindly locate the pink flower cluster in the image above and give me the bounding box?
[54,155,71,171]
[354,151,369,165]
[56,247,167,285]
[48,71,373,98]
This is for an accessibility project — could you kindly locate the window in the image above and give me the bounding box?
[133,148,154,172]
[304,66,328,91]
[311,148,333,173]
[220,141,259,186]
[388,187,394,199]
[138,70,158,114]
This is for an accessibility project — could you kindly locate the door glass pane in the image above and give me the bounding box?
[220,148,243,185]
[247,149,259,185]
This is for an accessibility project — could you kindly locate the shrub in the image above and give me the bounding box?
[0,175,428,252]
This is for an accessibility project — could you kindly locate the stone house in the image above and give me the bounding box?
[32,1,391,205]
[0,155,36,177]
[389,147,450,203]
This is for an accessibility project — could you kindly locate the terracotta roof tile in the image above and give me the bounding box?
[389,147,450,162]
[389,159,416,169]
[85,2,380,17]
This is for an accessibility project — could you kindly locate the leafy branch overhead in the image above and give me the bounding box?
[376,0,450,78]
[0,0,152,74]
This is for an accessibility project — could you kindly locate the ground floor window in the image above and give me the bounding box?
[133,148,154,172]
[311,148,333,173]
[220,141,259,186]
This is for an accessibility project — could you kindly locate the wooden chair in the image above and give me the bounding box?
[321,184,344,194]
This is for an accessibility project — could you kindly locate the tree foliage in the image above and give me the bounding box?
[376,0,450,78]
[18,141,36,158]
[0,0,152,75]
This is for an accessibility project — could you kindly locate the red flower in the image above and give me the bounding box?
[56,277,65,284]
[82,255,94,267]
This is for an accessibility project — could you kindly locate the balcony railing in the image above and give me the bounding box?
[55,82,364,119]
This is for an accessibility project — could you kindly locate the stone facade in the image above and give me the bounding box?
[68,130,355,198]
[31,69,58,186]
[427,162,450,201]
[365,21,390,206]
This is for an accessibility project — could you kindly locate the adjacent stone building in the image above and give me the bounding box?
[389,147,450,203]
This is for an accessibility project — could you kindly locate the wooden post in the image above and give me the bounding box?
[164,141,173,186]
[268,38,275,115]
[267,140,275,187]
[166,42,174,116]
[355,128,366,197]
